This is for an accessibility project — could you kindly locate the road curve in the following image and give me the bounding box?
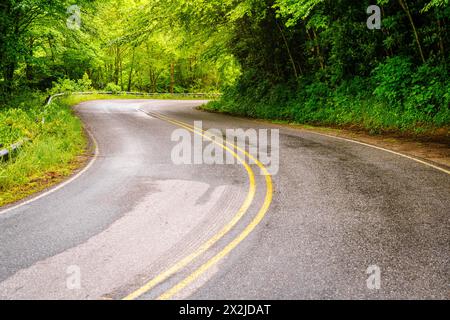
[0,99,448,299]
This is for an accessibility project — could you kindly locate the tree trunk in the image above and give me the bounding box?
[275,20,298,79]
[25,37,35,82]
[312,29,325,70]
[398,0,426,63]
[170,62,175,94]
[47,36,55,62]
[114,46,120,85]
[436,17,445,61]
[149,69,160,93]
[119,57,123,90]
[127,47,136,92]
[306,28,324,70]
[3,62,16,93]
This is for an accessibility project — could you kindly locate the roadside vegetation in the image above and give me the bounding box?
[0,93,86,206]
[200,0,450,135]
[204,57,450,134]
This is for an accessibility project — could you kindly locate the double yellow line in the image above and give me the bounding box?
[123,110,273,300]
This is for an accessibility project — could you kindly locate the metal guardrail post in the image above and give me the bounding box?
[0,139,28,162]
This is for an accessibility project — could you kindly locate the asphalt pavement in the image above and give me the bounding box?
[0,99,448,299]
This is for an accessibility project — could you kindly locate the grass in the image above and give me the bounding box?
[0,96,88,207]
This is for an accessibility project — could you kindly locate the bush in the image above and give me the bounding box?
[77,73,93,91]
[203,57,450,133]
[104,82,122,94]
[372,56,412,107]
[405,63,449,117]
[0,108,36,147]
[49,73,93,94]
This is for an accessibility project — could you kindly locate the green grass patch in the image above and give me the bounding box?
[0,94,87,207]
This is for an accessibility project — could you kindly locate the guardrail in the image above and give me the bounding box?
[45,91,221,106]
[0,139,29,162]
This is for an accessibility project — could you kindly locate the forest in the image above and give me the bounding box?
[1,0,449,133]
[0,0,241,95]
[0,0,449,154]
[201,0,450,132]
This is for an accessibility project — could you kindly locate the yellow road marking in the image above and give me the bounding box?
[126,107,448,300]
[158,168,272,300]
[155,112,449,300]
[144,111,274,300]
[123,110,260,300]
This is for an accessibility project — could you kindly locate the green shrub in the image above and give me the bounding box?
[0,93,86,196]
[405,63,449,118]
[203,57,450,133]
[104,82,122,94]
[49,73,93,94]
[372,56,413,107]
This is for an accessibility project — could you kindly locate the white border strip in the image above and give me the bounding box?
[305,130,450,175]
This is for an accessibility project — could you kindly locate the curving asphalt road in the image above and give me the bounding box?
[0,99,448,300]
